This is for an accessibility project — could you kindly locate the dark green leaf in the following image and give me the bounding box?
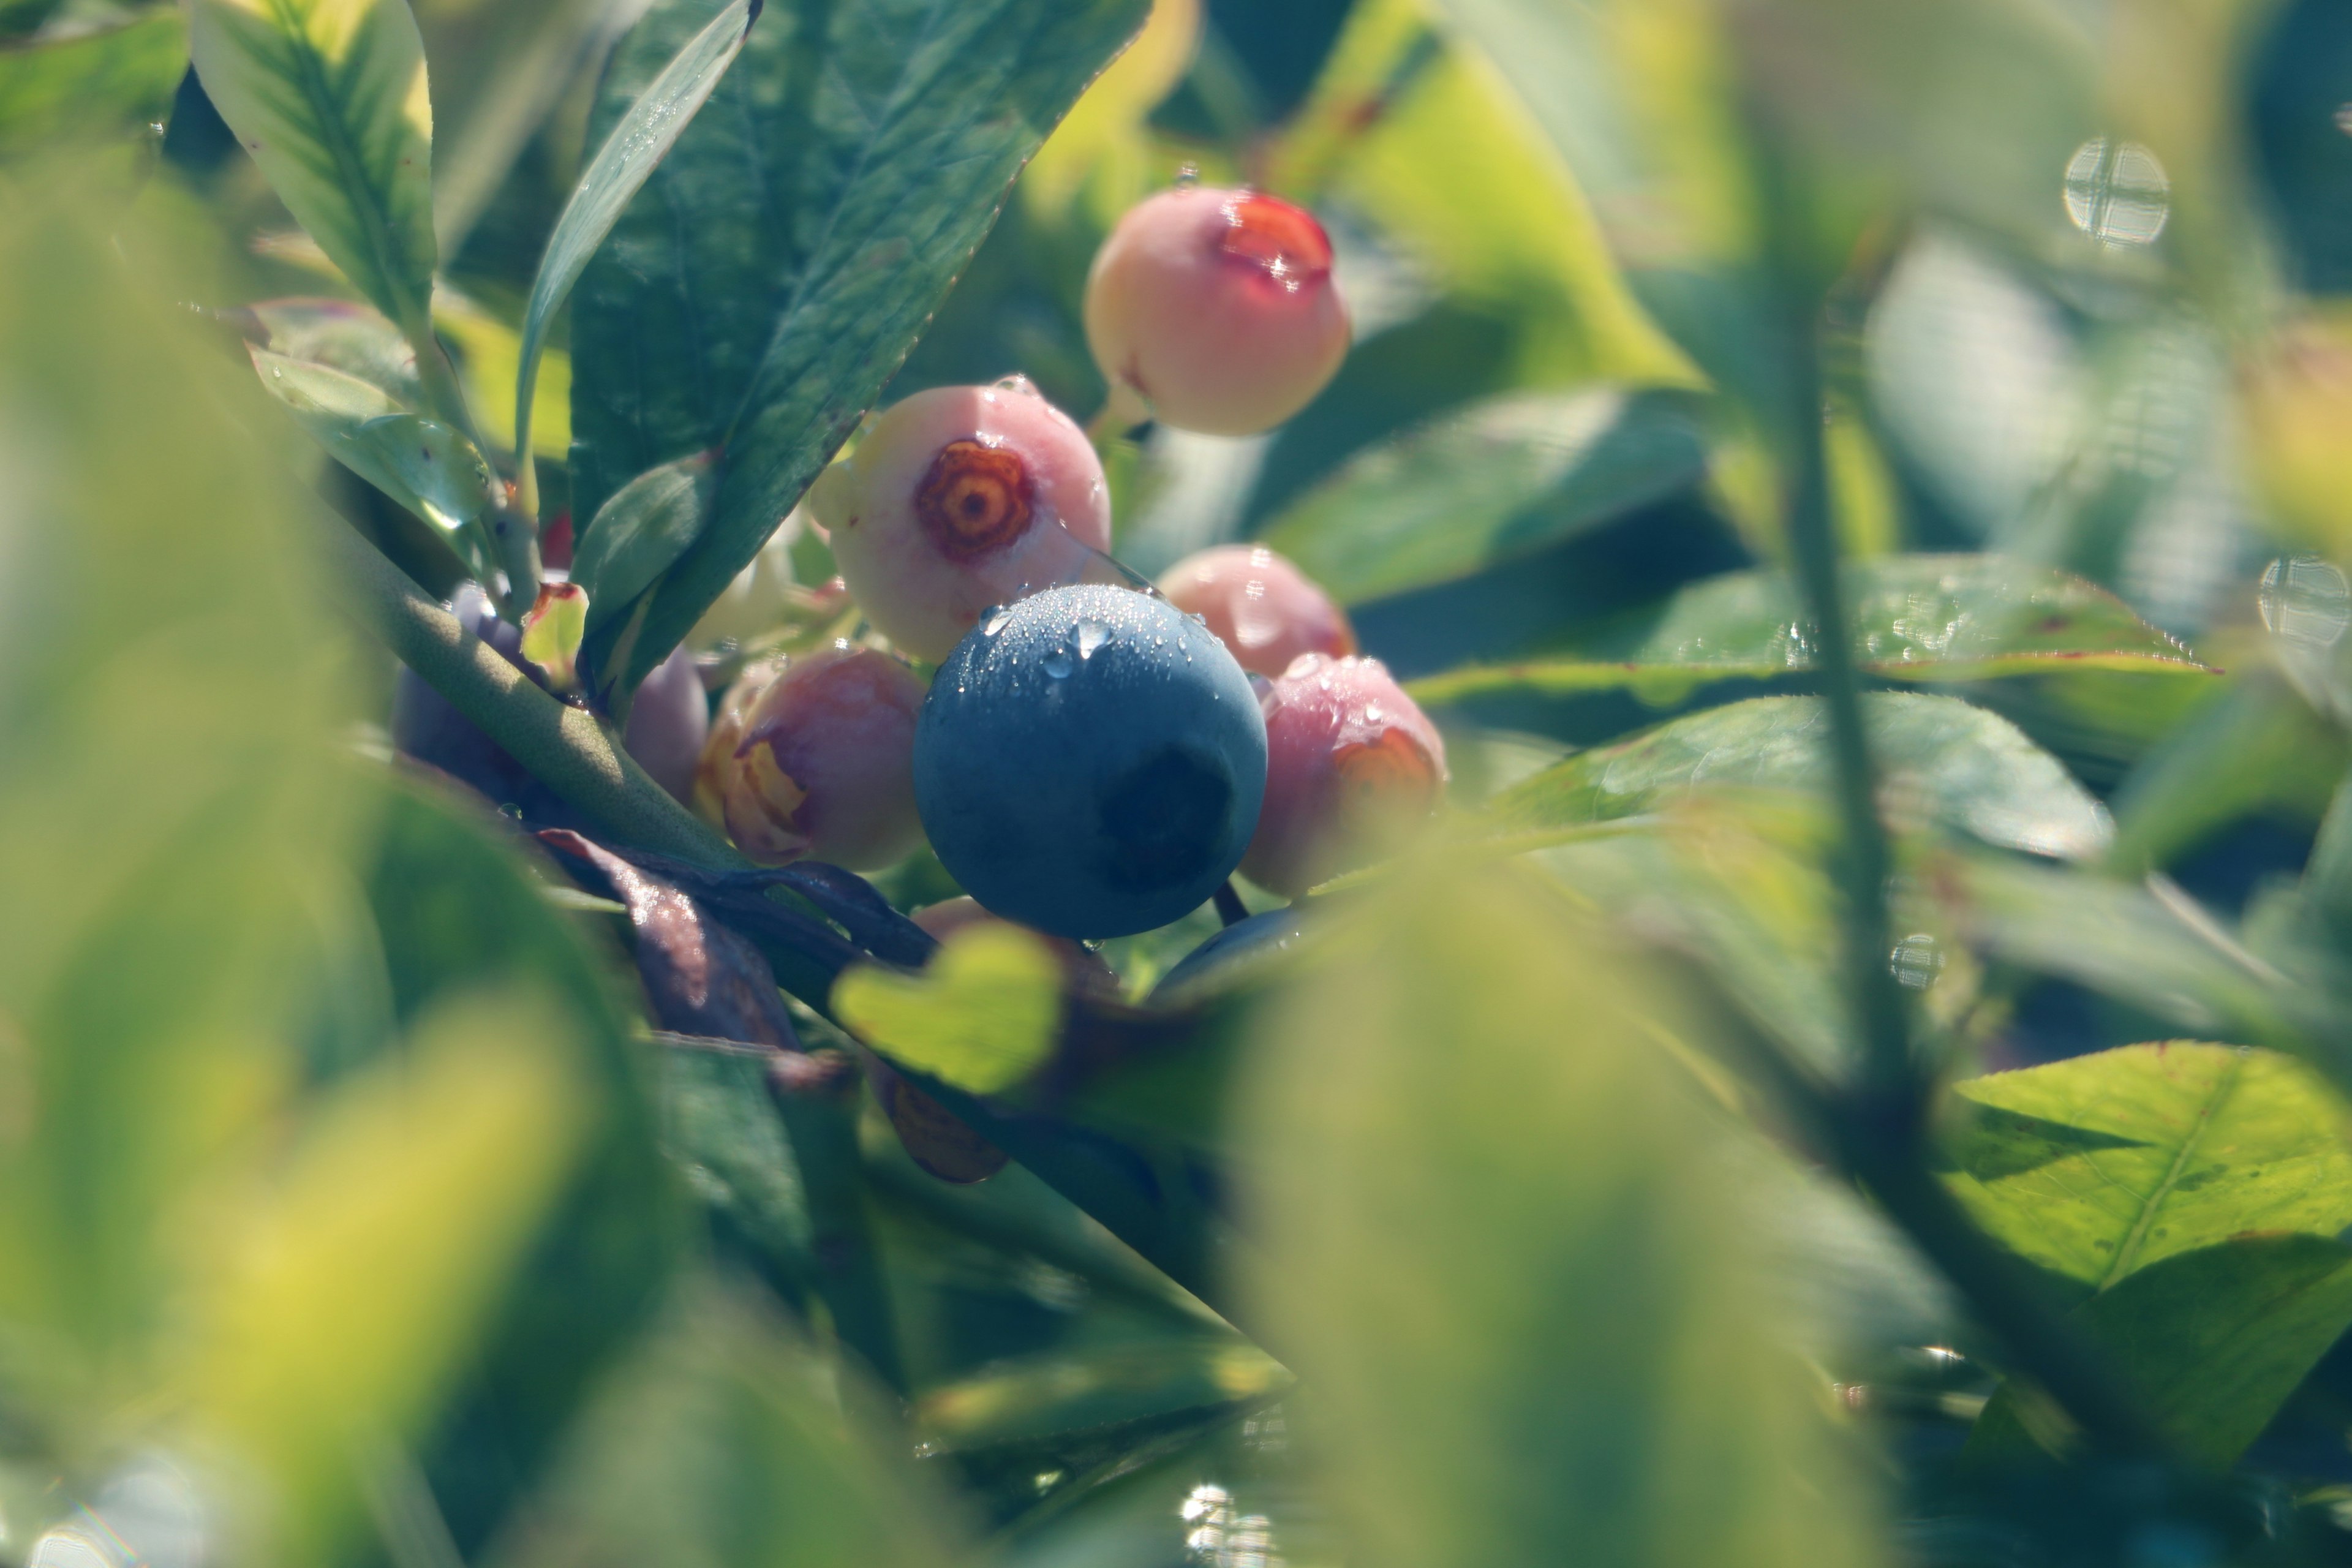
[512,0,753,483]
[184,0,439,336]
[1409,554,2210,707]
[1970,1235,2352,1468]
[496,1283,959,1568]
[1253,386,1710,606]
[658,1046,818,1294]
[0,9,185,158]
[1943,1043,2352,1300]
[567,0,1150,692]
[1490,692,2113,859]
[571,451,717,634]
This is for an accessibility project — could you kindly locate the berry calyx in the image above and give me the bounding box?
[1159,543,1355,677]
[1241,652,1447,897]
[1084,186,1351,436]
[813,380,1111,662]
[696,643,927,869]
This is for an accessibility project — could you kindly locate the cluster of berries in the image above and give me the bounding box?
[404,185,1447,954]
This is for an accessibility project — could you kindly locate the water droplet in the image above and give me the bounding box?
[992,373,1041,398]
[2335,102,2352,137]
[1174,162,1200,188]
[2062,137,2170,247]
[1890,932,1945,990]
[2260,556,2352,648]
[1076,618,1110,659]
[1042,647,1075,678]
[1363,702,1386,724]
[983,606,1013,635]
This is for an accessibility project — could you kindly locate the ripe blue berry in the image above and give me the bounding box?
[914,585,1267,939]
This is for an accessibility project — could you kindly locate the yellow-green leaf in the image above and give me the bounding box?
[185,0,439,334]
[832,924,1061,1095]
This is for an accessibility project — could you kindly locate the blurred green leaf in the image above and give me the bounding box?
[657,1045,818,1297]
[2106,677,2346,874]
[188,989,587,1561]
[1931,852,2328,1055]
[437,288,573,461]
[569,0,1149,695]
[185,0,439,336]
[1273,0,1694,389]
[571,451,715,638]
[511,0,752,493]
[835,926,1061,1096]
[357,781,677,1555]
[1412,554,2210,707]
[1491,693,2114,860]
[1239,866,1883,1566]
[250,345,499,576]
[0,181,353,1390]
[0,8,184,158]
[1970,1235,2352,1468]
[1943,1043,2352,1300]
[496,1283,960,1568]
[1255,386,1710,606]
[242,296,421,404]
[916,1338,1286,1453]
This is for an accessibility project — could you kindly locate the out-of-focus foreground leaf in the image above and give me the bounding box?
[568,0,1150,696]
[834,924,1063,1096]
[1490,692,2114,860]
[0,9,186,158]
[184,0,439,338]
[1411,554,2209,707]
[1255,386,1711,606]
[1238,867,1883,1566]
[0,179,355,1391]
[1943,1045,2352,1465]
[494,1284,962,1568]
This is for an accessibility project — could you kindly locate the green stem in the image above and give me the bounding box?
[322,515,733,866]
[1777,320,1914,1121]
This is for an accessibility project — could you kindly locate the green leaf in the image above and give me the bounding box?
[1238,867,1882,1566]
[184,0,438,334]
[0,186,356,1379]
[1490,692,2113,860]
[570,450,717,635]
[1943,1043,2352,1298]
[519,581,588,686]
[250,345,499,574]
[188,990,589,1561]
[512,0,753,488]
[568,0,1150,693]
[832,925,1061,1095]
[657,1046,817,1295]
[0,8,186,159]
[1969,1234,2352,1468]
[1254,386,1710,606]
[1409,554,2211,707]
[242,295,421,404]
[358,781,677,1555]
[497,1283,959,1568]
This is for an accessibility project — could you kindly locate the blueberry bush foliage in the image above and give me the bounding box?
[6,0,2352,1563]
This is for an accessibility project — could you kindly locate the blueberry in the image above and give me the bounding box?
[914,584,1267,938]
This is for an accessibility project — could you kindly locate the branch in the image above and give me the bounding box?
[319,514,737,867]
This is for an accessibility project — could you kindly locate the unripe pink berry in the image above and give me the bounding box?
[1159,543,1355,677]
[696,643,927,869]
[912,896,1121,998]
[1085,186,1350,436]
[813,380,1111,663]
[623,646,710,804]
[1240,654,1447,897]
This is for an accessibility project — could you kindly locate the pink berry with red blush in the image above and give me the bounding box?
[696,643,927,869]
[1159,543,1356,678]
[813,379,1110,662]
[1085,186,1351,435]
[1242,653,1447,897]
